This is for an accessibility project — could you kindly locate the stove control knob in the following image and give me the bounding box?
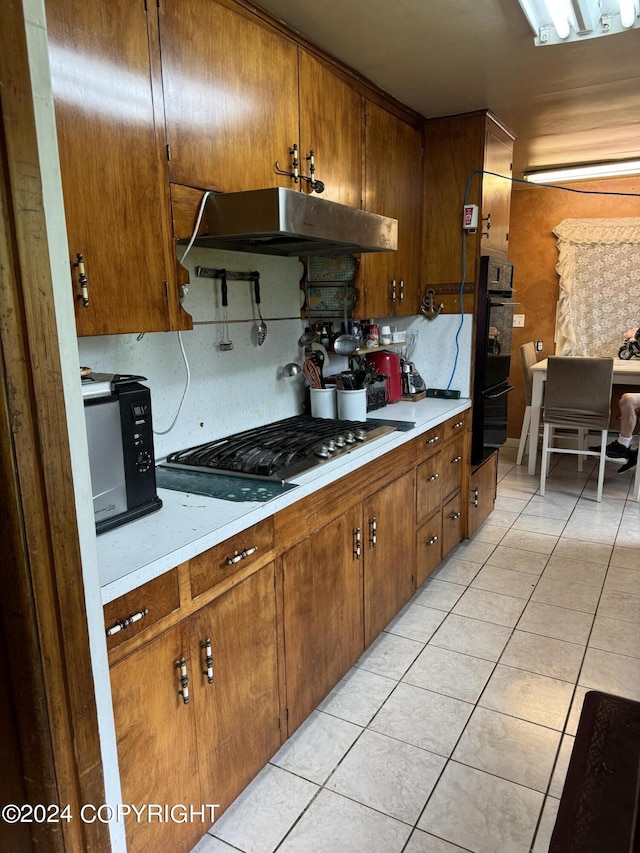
[344,431,356,444]
[326,439,336,452]
[314,444,330,458]
[334,435,346,448]
[354,428,367,442]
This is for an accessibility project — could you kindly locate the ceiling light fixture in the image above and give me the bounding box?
[516,0,639,45]
[523,160,640,183]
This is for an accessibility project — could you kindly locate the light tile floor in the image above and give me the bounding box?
[192,446,640,853]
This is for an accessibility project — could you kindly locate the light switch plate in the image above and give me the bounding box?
[513,314,525,327]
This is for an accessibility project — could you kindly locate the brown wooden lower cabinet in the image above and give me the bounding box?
[442,489,464,557]
[468,451,498,537]
[416,509,442,587]
[363,470,416,647]
[282,504,364,735]
[110,563,280,853]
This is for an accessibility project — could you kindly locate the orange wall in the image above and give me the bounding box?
[506,176,640,439]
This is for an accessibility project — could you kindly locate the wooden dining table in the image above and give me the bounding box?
[527,357,640,476]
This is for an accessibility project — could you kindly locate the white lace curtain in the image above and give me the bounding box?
[553,217,640,356]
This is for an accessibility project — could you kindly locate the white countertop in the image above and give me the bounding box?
[98,397,471,603]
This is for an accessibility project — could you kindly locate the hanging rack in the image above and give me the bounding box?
[195,267,260,282]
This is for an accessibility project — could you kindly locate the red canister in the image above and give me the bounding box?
[365,350,402,403]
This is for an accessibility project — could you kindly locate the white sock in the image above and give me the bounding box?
[619,435,632,448]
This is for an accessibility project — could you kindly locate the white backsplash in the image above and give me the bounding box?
[78,248,472,458]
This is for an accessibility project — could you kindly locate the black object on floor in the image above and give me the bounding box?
[549,690,640,853]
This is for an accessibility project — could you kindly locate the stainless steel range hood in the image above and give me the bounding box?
[192,187,398,257]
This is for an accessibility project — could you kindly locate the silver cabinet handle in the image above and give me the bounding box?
[353,528,361,560]
[426,535,439,547]
[427,473,440,482]
[201,638,214,684]
[451,456,462,464]
[369,517,377,548]
[450,511,462,520]
[226,545,258,566]
[73,252,89,307]
[390,277,397,303]
[175,657,189,704]
[472,487,479,508]
[105,608,148,638]
[399,279,404,303]
[427,435,440,445]
[452,420,464,430]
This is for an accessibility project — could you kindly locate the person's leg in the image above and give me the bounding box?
[618,393,640,444]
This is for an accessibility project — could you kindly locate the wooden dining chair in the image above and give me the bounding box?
[516,342,538,466]
[540,357,614,502]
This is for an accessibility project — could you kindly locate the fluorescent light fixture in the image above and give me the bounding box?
[516,0,639,45]
[524,160,640,183]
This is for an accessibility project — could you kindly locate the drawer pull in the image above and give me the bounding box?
[369,517,377,548]
[105,608,148,638]
[472,486,479,508]
[201,638,214,684]
[451,455,462,464]
[427,473,440,482]
[427,435,440,445]
[398,279,405,303]
[450,511,462,520]
[452,420,464,430]
[390,277,397,303]
[175,657,190,704]
[426,535,439,547]
[353,527,361,560]
[225,545,258,566]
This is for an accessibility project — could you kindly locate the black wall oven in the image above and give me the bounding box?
[471,256,517,465]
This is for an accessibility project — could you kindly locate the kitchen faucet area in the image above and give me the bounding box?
[1,1,639,852]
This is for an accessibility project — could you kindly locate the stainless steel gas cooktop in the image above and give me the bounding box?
[162,415,399,479]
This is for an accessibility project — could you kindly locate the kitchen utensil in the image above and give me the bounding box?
[336,388,367,421]
[303,358,323,389]
[311,349,325,387]
[310,342,330,370]
[218,271,234,351]
[298,327,318,347]
[282,362,301,377]
[333,333,359,356]
[253,274,267,346]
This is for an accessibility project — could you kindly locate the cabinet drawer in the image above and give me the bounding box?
[416,452,442,523]
[416,424,445,461]
[189,518,274,599]
[443,411,467,442]
[416,510,442,587]
[442,490,463,558]
[104,569,180,651]
[441,434,466,500]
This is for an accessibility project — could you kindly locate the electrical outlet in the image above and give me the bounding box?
[536,340,544,352]
[513,314,525,328]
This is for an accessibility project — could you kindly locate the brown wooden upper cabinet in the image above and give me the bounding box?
[424,110,515,289]
[46,0,186,336]
[158,0,299,193]
[357,101,424,319]
[298,50,363,208]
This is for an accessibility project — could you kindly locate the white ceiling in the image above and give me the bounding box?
[254,0,640,177]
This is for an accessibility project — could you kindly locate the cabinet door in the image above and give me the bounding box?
[394,119,423,315]
[189,564,281,815]
[467,452,497,537]
[363,470,415,647]
[416,510,442,587]
[359,102,397,318]
[282,505,364,734]
[481,120,513,256]
[47,0,178,335]
[416,452,443,524]
[442,490,464,558]
[110,626,202,853]
[359,103,423,318]
[159,0,298,193]
[441,434,466,502]
[299,50,362,208]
